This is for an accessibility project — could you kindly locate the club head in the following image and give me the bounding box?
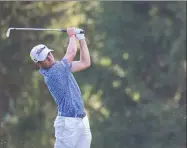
[6,28,11,38]
[6,28,14,38]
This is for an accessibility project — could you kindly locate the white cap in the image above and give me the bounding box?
[30,44,54,63]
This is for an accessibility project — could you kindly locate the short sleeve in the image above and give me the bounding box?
[61,58,72,71]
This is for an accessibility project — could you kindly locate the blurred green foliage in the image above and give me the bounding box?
[0,1,186,148]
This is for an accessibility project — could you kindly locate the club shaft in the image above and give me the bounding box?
[6,27,84,38]
[10,28,64,32]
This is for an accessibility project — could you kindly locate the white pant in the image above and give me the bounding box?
[54,115,92,148]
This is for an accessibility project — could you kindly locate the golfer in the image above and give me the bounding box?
[30,27,92,148]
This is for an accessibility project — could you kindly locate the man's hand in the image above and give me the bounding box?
[67,27,76,37]
[75,28,85,40]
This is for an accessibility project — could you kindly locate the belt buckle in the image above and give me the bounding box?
[75,114,78,118]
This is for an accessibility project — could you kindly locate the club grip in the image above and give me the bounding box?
[61,29,84,34]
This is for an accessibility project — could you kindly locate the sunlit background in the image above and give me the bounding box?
[0,1,186,148]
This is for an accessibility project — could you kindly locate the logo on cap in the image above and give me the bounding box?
[36,46,46,55]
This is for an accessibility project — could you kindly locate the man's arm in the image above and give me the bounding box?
[63,28,77,63]
[71,39,91,72]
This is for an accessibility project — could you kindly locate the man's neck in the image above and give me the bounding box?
[49,61,56,68]
[41,60,56,70]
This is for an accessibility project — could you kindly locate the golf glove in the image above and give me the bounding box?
[75,28,85,40]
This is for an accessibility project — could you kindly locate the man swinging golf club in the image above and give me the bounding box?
[30,27,92,148]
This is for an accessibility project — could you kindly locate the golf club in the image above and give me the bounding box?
[6,27,84,38]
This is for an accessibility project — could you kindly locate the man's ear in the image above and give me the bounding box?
[46,56,50,61]
[47,54,54,61]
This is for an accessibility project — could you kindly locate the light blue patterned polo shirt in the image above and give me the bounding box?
[39,58,85,117]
